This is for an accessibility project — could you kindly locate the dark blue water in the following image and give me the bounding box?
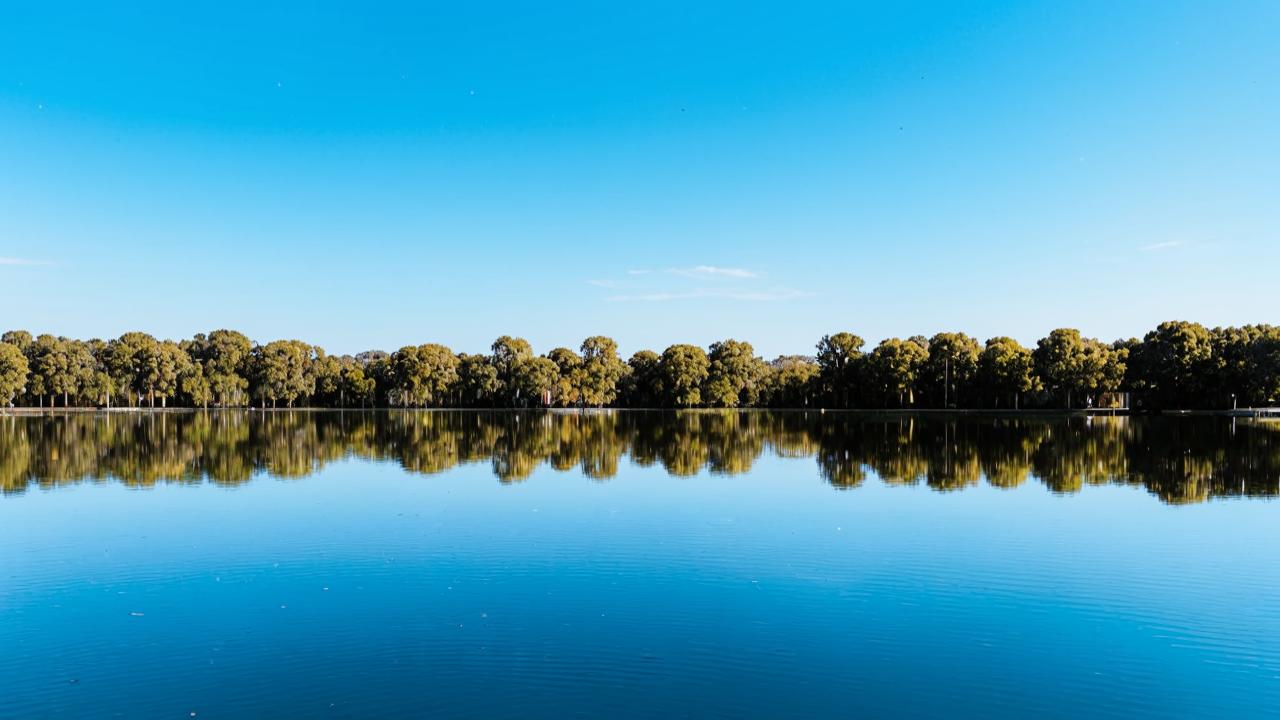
[2,412,1278,718]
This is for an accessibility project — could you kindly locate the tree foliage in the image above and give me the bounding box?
[0,322,1276,411]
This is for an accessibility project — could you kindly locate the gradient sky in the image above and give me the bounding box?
[2,1,1277,358]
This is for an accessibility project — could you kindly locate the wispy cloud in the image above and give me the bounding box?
[586,279,621,288]
[667,265,760,279]
[1139,240,1186,252]
[606,288,809,303]
[625,269,651,275]
[0,257,49,266]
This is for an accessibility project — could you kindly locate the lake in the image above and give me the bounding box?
[2,410,1278,718]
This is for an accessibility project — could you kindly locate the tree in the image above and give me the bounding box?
[1251,327,1280,406]
[147,340,189,408]
[341,361,377,408]
[0,341,28,406]
[28,335,74,407]
[510,356,559,406]
[579,336,626,406]
[389,344,459,407]
[815,332,864,407]
[181,362,213,409]
[1034,329,1123,408]
[1130,321,1214,408]
[491,336,533,404]
[312,354,344,406]
[921,332,980,408]
[1,330,33,353]
[252,340,314,408]
[765,355,818,407]
[417,344,459,406]
[978,337,1037,408]
[705,339,763,407]
[203,329,252,406]
[107,332,160,407]
[1034,329,1085,408]
[620,350,661,407]
[546,347,584,407]
[866,338,929,407]
[457,353,499,407]
[659,344,709,407]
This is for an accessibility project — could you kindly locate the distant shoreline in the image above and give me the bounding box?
[4,406,1279,418]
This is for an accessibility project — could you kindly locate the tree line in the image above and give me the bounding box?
[3,411,1277,505]
[0,320,1277,411]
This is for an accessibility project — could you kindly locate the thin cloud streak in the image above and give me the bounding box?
[606,288,809,303]
[1139,240,1186,252]
[0,257,49,266]
[667,265,760,279]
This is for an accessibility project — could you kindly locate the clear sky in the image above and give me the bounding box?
[2,1,1277,358]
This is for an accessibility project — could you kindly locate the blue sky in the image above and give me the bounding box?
[2,1,1277,358]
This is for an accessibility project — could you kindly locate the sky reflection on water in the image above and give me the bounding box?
[1,411,1278,718]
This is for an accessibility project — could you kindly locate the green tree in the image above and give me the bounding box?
[620,350,661,407]
[1034,329,1085,408]
[1251,327,1280,406]
[867,338,929,407]
[204,329,253,406]
[337,361,371,407]
[1131,321,1215,408]
[491,336,533,404]
[705,339,763,407]
[546,347,584,407]
[978,337,1038,408]
[659,344,709,407]
[815,332,864,407]
[29,335,74,407]
[765,355,818,407]
[922,332,981,408]
[311,354,344,406]
[146,340,189,408]
[1034,329,1123,408]
[1,330,33,353]
[417,344,460,406]
[457,353,499,407]
[0,342,29,406]
[181,362,213,409]
[253,340,314,408]
[107,332,160,407]
[510,356,559,406]
[389,344,459,407]
[579,336,626,406]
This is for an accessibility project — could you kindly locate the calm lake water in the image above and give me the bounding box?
[2,411,1278,718]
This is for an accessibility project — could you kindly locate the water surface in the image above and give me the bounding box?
[2,411,1278,718]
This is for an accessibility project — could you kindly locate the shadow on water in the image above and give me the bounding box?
[1,410,1278,504]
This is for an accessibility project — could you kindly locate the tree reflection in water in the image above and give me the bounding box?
[1,410,1277,505]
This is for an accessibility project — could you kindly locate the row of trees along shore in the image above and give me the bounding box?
[0,321,1277,411]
